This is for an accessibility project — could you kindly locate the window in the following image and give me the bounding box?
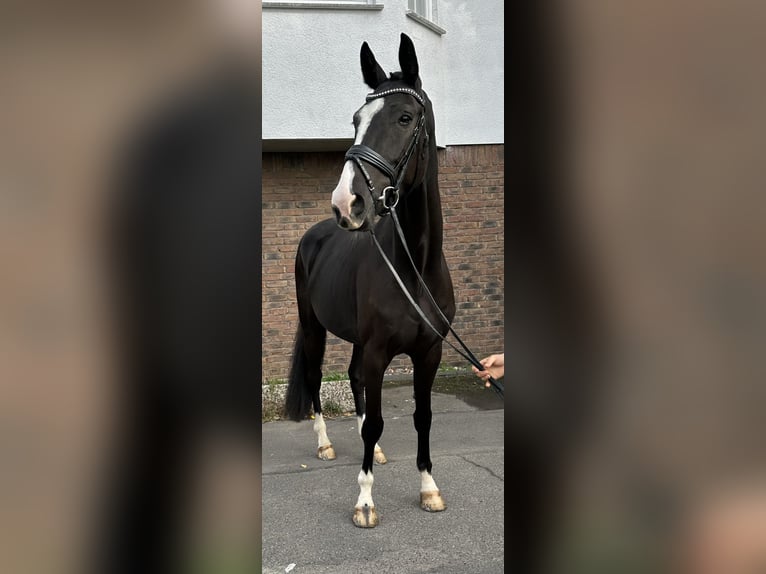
[408,0,435,21]
[406,0,445,35]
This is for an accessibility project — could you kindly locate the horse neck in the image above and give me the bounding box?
[395,161,444,275]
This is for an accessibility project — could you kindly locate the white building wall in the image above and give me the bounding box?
[262,0,503,147]
[439,1,504,145]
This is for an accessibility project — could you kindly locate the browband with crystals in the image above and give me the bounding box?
[366,87,425,107]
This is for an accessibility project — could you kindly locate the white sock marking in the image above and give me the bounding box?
[313,413,331,448]
[420,469,439,493]
[356,469,375,508]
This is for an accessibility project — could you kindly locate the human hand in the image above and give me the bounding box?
[472,353,504,388]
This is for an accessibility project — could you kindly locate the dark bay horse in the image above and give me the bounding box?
[284,33,455,528]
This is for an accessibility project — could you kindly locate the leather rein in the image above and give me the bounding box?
[344,87,504,398]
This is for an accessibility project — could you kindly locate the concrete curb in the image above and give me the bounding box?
[262,379,356,417]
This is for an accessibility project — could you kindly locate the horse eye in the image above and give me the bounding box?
[398,114,412,126]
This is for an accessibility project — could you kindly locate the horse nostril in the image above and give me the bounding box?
[350,196,365,218]
[332,205,352,229]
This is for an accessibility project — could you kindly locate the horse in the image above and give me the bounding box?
[284,33,455,528]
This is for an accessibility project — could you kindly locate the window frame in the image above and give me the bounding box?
[406,0,445,35]
[263,0,383,10]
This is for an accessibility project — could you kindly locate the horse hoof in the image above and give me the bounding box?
[374,448,387,465]
[317,444,336,460]
[352,504,379,528]
[420,490,446,512]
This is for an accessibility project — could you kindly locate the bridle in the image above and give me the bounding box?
[344,87,427,217]
[341,87,504,397]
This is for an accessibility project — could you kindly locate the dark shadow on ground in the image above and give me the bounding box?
[383,374,505,412]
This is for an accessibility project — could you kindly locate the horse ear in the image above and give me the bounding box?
[398,33,419,87]
[360,41,387,89]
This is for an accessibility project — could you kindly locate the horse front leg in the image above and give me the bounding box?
[349,344,387,464]
[412,345,446,512]
[352,353,386,528]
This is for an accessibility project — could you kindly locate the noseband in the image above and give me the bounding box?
[344,88,427,216]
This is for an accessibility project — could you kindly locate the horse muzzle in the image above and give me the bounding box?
[332,205,370,232]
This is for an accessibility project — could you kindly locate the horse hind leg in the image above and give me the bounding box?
[304,324,335,461]
[349,344,386,465]
[314,413,335,461]
[412,348,446,512]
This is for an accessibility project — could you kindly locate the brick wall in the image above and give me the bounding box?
[261,144,504,381]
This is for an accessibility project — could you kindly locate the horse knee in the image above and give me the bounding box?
[361,417,384,444]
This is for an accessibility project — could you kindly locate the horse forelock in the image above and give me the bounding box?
[387,70,422,92]
[370,77,427,109]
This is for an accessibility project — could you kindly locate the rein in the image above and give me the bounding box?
[349,87,503,397]
[370,215,504,398]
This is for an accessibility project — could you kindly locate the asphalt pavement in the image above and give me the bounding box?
[261,379,505,574]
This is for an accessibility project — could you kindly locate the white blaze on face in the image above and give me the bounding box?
[352,98,384,146]
[331,98,385,220]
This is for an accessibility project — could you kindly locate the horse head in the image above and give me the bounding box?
[331,33,432,231]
